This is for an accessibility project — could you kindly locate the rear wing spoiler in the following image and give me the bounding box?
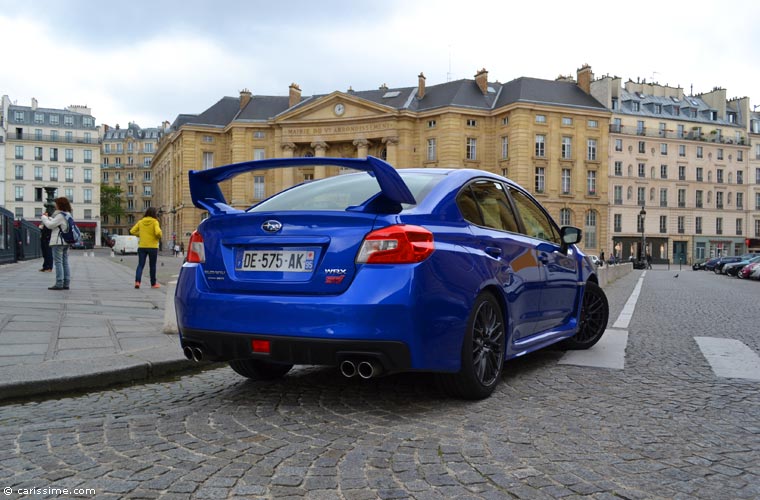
[188,156,416,215]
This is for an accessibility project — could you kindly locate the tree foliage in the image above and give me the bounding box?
[100,185,125,219]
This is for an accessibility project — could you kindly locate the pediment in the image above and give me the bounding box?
[276,91,396,123]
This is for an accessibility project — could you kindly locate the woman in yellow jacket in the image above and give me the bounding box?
[130,207,163,288]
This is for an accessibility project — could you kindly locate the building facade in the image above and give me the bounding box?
[591,77,754,264]
[1,96,101,246]
[100,123,162,236]
[153,66,611,253]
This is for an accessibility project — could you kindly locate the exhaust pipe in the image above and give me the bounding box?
[183,346,194,360]
[340,360,357,378]
[357,360,382,379]
[191,347,203,362]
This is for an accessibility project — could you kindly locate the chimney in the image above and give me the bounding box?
[239,88,252,109]
[31,98,38,110]
[577,64,593,94]
[475,68,488,95]
[289,83,301,108]
[379,83,388,91]
[417,72,426,99]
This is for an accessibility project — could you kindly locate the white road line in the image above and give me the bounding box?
[558,329,628,369]
[694,337,760,381]
[612,271,646,329]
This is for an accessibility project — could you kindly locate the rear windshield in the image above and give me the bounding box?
[249,172,443,212]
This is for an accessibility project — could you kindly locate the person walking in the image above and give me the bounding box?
[130,207,163,289]
[39,225,53,272]
[39,197,73,290]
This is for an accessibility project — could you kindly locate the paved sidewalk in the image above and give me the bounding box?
[0,251,202,402]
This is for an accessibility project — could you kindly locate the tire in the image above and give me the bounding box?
[228,359,293,380]
[561,281,609,350]
[438,292,506,400]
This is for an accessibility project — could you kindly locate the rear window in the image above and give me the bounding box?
[249,172,443,212]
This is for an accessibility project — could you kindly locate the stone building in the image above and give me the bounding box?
[153,66,610,253]
[100,123,162,236]
[591,75,754,263]
[1,96,101,246]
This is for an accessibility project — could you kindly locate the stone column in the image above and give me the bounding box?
[353,138,370,159]
[382,136,399,165]
[280,142,296,189]
[311,141,329,178]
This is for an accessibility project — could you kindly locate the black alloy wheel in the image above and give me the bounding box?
[561,281,609,350]
[438,292,506,400]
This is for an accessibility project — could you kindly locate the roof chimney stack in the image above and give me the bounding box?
[289,83,301,108]
[417,72,426,99]
[475,68,489,95]
[239,88,252,109]
[31,98,38,110]
[577,64,593,94]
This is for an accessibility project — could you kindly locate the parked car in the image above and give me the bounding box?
[70,240,94,250]
[738,261,760,279]
[724,256,760,277]
[110,235,139,255]
[713,256,742,274]
[175,157,609,400]
[751,263,760,280]
[701,257,721,271]
[588,255,601,267]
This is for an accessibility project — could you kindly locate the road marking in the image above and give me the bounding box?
[612,271,646,329]
[558,329,628,369]
[695,337,760,381]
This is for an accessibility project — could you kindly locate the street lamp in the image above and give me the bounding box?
[639,205,647,267]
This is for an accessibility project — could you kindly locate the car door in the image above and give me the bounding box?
[507,187,579,335]
[457,180,544,340]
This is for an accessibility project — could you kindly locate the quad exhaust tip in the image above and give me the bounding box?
[340,359,383,379]
[340,360,357,378]
[183,346,204,362]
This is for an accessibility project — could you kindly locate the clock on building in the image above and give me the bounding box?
[334,103,345,116]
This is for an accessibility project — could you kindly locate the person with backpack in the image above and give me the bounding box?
[40,197,74,290]
[130,207,163,289]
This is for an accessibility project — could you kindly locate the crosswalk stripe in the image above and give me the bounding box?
[612,271,645,329]
[694,337,760,381]
[558,329,628,369]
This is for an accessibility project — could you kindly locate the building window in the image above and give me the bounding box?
[466,119,477,127]
[65,168,74,183]
[677,216,685,234]
[660,188,668,207]
[253,148,266,161]
[654,104,662,114]
[696,217,702,234]
[632,102,640,112]
[84,188,93,204]
[254,176,265,199]
[501,117,508,125]
[84,150,92,163]
[638,163,645,178]
[716,217,723,235]
[15,146,24,159]
[116,143,123,153]
[202,135,213,143]
[203,152,214,169]
[466,138,477,160]
[659,215,667,233]
[65,149,74,162]
[697,167,703,182]
[103,172,109,182]
[614,214,622,232]
[84,132,92,144]
[561,137,572,159]
[717,148,724,160]
[562,117,572,126]
[105,144,111,154]
[501,136,508,160]
[560,208,571,226]
[144,171,152,181]
[501,168,508,178]
[561,169,572,195]
[15,165,23,180]
[535,135,545,157]
[614,186,622,205]
[737,171,743,184]
[427,138,437,161]
[756,220,760,237]
[697,146,703,159]
[660,143,668,155]
[34,166,43,181]
[738,150,743,162]
[84,169,92,183]
[584,211,597,248]
[696,190,703,208]
[716,191,724,209]
[64,188,73,202]
[614,161,622,176]
[587,171,597,195]
[34,147,43,161]
[253,131,265,139]
[716,169,724,183]
[144,158,152,167]
[736,218,743,236]
[143,186,152,196]
[660,165,668,179]
[50,167,58,181]
[587,119,598,128]
[535,167,545,193]
[614,138,623,152]
[678,145,686,157]
[737,192,743,209]
[535,115,546,124]
[15,187,25,202]
[637,187,645,205]
[427,120,436,128]
[679,166,686,181]
[678,189,686,208]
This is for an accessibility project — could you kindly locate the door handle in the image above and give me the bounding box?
[485,247,502,258]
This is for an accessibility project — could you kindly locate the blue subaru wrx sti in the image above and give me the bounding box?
[176,156,608,399]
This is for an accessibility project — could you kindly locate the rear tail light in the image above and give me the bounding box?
[186,230,206,263]
[356,224,434,264]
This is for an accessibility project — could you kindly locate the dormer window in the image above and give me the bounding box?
[654,104,662,114]
[631,101,640,112]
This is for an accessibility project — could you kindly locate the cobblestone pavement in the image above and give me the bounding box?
[0,269,758,499]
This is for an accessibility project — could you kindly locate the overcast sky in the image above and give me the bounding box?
[2,0,759,128]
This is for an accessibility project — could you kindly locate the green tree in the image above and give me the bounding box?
[100,185,125,219]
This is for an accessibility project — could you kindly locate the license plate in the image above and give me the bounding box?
[237,250,315,272]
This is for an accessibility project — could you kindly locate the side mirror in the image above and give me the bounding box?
[560,226,582,253]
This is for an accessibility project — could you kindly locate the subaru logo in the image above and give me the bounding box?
[262,220,282,233]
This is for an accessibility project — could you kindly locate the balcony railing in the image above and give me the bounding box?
[10,132,101,144]
[609,124,746,144]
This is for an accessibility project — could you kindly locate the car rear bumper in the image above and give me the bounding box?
[180,328,412,372]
